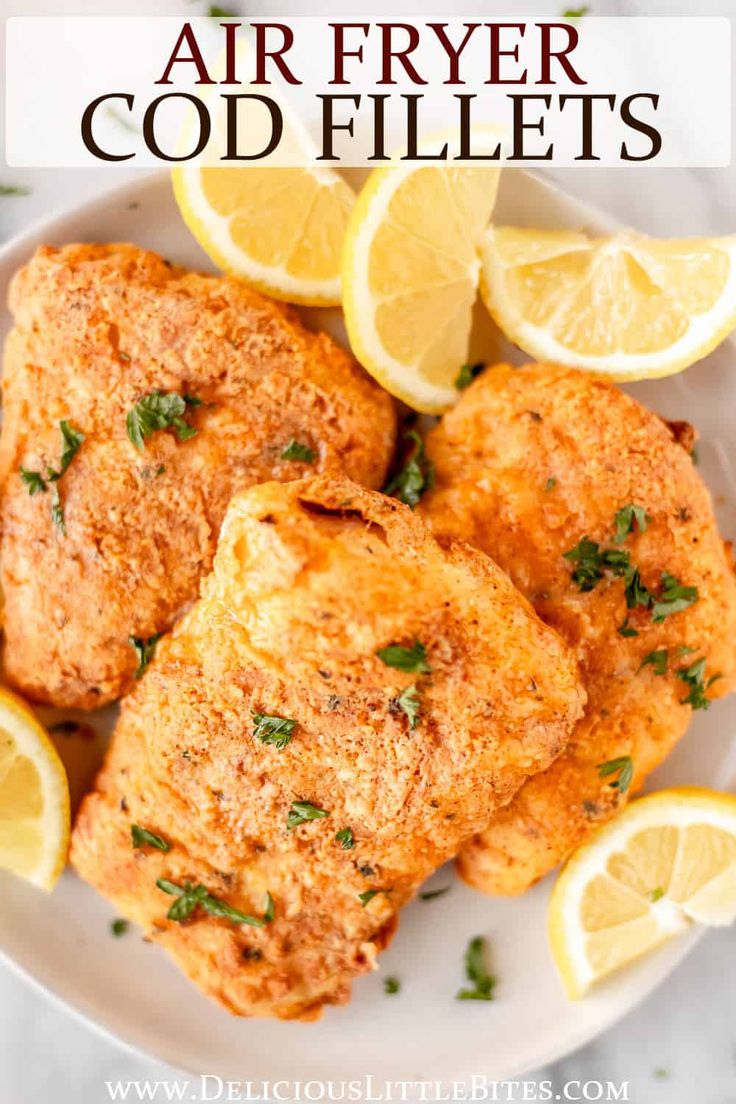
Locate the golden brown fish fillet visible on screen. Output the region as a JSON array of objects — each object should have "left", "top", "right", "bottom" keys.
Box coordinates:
[
  {"left": 71, "top": 475, "right": 584, "bottom": 1019},
  {"left": 0, "top": 244, "right": 396, "bottom": 710},
  {"left": 420, "top": 363, "right": 736, "bottom": 896}
]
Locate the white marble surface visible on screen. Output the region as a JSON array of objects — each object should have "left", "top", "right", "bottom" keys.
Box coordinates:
[{"left": 2, "top": 0, "right": 736, "bottom": 1101}]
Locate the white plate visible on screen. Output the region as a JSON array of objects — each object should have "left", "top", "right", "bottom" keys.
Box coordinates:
[{"left": 1, "top": 169, "right": 735, "bottom": 1090}]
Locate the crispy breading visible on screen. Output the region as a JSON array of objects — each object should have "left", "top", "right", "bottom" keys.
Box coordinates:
[
  {"left": 71, "top": 475, "right": 584, "bottom": 1019},
  {"left": 0, "top": 244, "right": 396, "bottom": 710},
  {"left": 420, "top": 363, "right": 736, "bottom": 896}
]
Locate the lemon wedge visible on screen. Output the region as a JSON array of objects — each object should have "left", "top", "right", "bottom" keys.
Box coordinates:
[
  {"left": 342, "top": 161, "right": 501, "bottom": 412},
  {"left": 0, "top": 688, "right": 70, "bottom": 890},
  {"left": 549, "top": 787, "right": 736, "bottom": 999},
  {"left": 173, "top": 164, "right": 355, "bottom": 307},
  {"left": 479, "top": 227, "right": 736, "bottom": 381}
]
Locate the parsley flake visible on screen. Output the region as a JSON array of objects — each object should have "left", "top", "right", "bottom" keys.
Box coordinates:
[
  {"left": 335, "top": 827, "right": 355, "bottom": 850},
  {"left": 252, "top": 711, "right": 296, "bottom": 750},
  {"left": 677, "top": 657, "right": 722, "bottom": 711},
  {"left": 263, "top": 892, "right": 275, "bottom": 923},
  {"left": 384, "top": 975, "right": 401, "bottom": 995},
  {"left": 19, "top": 420, "right": 85, "bottom": 535},
  {"left": 129, "top": 633, "right": 161, "bottom": 679},
  {"left": 597, "top": 756, "right": 634, "bottom": 795},
  {"left": 420, "top": 886, "right": 451, "bottom": 901},
  {"left": 613, "top": 504, "right": 652, "bottom": 544},
  {"left": 544, "top": 477, "right": 557, "bottom": 492},
  {"left": 383, "top": 430, "right": 435, "bottom": 509},
  {"left": 393, "top": 683, "right": 421, "bottom": 729},
  {"left": 455, "top": 362, "right": 484, "bottom": 391},
  {"left": 20, "top": 467, "right": 47, "bottom": 495},
  {"left": 618, "top": 617, "right": 639, "bottom": 638},
  {"left": 623, "top": 565, "right": 652, "bottom": 611},
  {"left": 131, "top": 825, "right": 171, "bottom": 852},
  {"left": 640, "top": 649, "right": 668, "bottom": 677},
  {"left": 563, "top": 537, "right": 604, "bottom": 591},
  {"left": 156, "top": 879, "right": 266, "bottom": 926},
  {"left": 287, "top": 801, "right": 330, "bottom": 829},
  {"left": 0, "top": 183, "right": 31, "bottom": 196},
  {"left": 651, "top": 573, "right": 699, "bottom": 623},
  {"left": 456, "top": 935, "right": 496, "bottom": 1001},
  {"left": 359, "top": 888, "right": 388, "bottom": 907},
  {"left": 281, "top": 439, "right": 315, "bottom": 463},
  {"left": 377, "top": 640, "right": 431, "bottom": 674},
  {"left": 209, "top": 4, "right": 236, "bottom": 15},
  {"left": 50, "top": 485, "right": 66, "bottom": 536},
  {"left": 126, "top": 392, "right": 199, "bottom": 451},
  {"left": 650, "top": 887, "right": 665, "bottom": 903},
  {"left": 59, "top": 421, "right": 85, "bottom": 473},
  {"left": 111, "top": 918, "right": 129, "bottom": 937},
  {"left": 562, "top": 5, "right": 589, "bottom": 16}
]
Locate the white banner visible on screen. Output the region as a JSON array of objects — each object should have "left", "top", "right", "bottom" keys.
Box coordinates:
[{"left": 5, "top": 16, "right": 732, "bottom": 168}]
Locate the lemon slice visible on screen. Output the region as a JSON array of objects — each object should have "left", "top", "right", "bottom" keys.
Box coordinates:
[
  {"left": 549, "top": 787, "right": 736, "bottom": 999},
  {"left": 0, "top": 688, "right": 70, "bottom": 890},
  {"left": 480, "top": 227, "right": 736, "bottom": 381},
  {"left": 342, "top": 160, "right": 502, "bottom": 412}
]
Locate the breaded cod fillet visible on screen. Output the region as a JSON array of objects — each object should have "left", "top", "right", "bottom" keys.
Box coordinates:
[
  {"left": 0, "top": 244, "right": 396, "bottom": 710},
  {"left": 71, "top": 475, "right": 584, "bottom": 1019},
  {"left": 420, "top": 363, "right": 736, "bottom": 896}
]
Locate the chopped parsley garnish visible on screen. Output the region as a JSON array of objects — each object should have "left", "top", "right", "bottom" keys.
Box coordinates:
[
  {"left": 651, "top": 573, "right": 699, "bottom": 623},
  {"left": 677, "top": 657, "right": 721, "bottom": 711},
  {"left": 50, "top": 486, "right": 65, "bottom": 535},
  {"left": 263, "top": 892, "right": 275, "bottom": 923},
  {"left": 209, "top": 4, "right": 236, "bottom": 15},
  {"left": 376, "top": 639, "right": 431, "bottom": 674},
  {"left": 456, "top": 935, "right": 496, "bottom": 1001},
  {"left": 650, "top": 887, "right": 665, "bottom": 903},
  {"left": 384, "top": 975, "right": 401, "bottom": 995},
  {"left": 287, "top": 801, "right": 330, "bottom": 829},
  {"left": 618, "top": 617, "right": 639, "bottom": 638},
  {"left": 252, "top": 711, "right": 296, "bottom": 749},
  {"left": 624, "top": 566, "right": 652, "bottom": 610},
  {"left": 393, "top": 683, "right": 421, "bottom": 729},
  {"left": 19, "top": 420, "right": 85, "bottom": 535},
  {"left": 335, "top": 827, "right": 355, "bottom": 850},
  {"left": 565, "top": 512, "right": 698, "bottom": 629},
  {"left": 131, "top": 825, "right": 171, "bottom": 852},
  {"left": 640, "top": 649, "right": 668, "bottom": 677},
  {"left": 383, "top": 430, "right": 435, "bottom": 509},
  {"left": 0, "top": 183, "right": 31, "bottom": 196},
  {"left": 126, "top": 392, "right": 199, "bottom": 450},
  {"left": 597, "top": 756, "right": 634, "bottom": 795},
  {"left": 156, "top": 879, "right": 266, "bottom": 926},
  {"left": 420, "top": 886, "right": 450, "bottom": 901},
  {"left": 544, "top": 477, "right": 557, "bottom": 492},
  {"left": 455, "top": 362, "right": 484, "bottom": 391},
  {"left": 59, "top": 420, "right": 85, "bottom": 473},
  {"left": 613, "top": 504, "right": 652, "bottom": 544},
  {"left": 564, "top": 538, "right": 631, "bottom": 591},
  {"left": 111, "top": 918, "right": 129, "bottom": 937},
  {"left": 562, "top": 5, "right": 589, "bottom": 16},
  {"left": 129, "top": 633, "right": 161, "bottom": 679},
  {"left": 281, "top": 439, "right": 315, "bottom": 463},
  {"left": 20, "top": 467, "right": 47, "bottom": 495},
  {"left": 563, "top": 537, "right": 604, "bottom": 591},
  {"left": 358, "top": 888, "right": 386, "bottom": 907}
]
